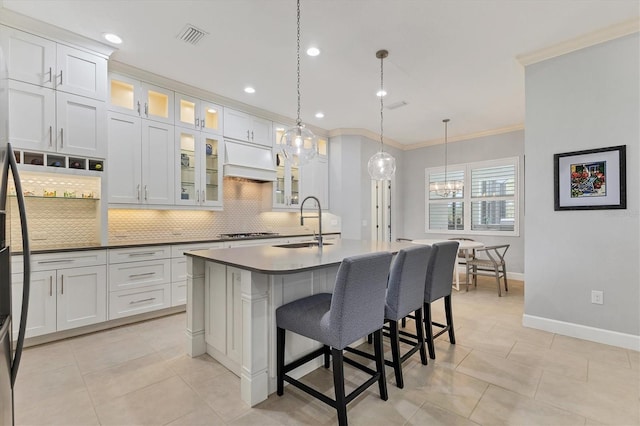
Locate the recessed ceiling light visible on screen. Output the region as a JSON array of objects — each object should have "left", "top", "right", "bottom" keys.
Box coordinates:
[
  {"left": 244, "top": 87, "right": 256, "bottom": 94},
  {"left": 376, "top": 90, "right": 387, "bottom": 97},
  {"left": 306, "top": 47, "right": 320, "bottom": 57},
  {"left": 315, "top": 112, "right": 324, "bottom": 118},
  {"left": 103, "top": 33, "right": 122, "bottom": 44}
]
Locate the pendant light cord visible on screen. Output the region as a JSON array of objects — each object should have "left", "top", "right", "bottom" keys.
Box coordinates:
[
  {"left": 443, "top": 119, "right": 449, "bottom": 183},
  {"left": 296, "top": 0, "right": 302, "bottom": 127},
  {"left": 380, "top": 53, "right": 384, "bottom": 151}
]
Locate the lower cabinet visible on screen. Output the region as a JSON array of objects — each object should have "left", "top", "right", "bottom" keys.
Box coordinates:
[
  {"left": 170, "top": 242, "right": 222, "bottom": 307},
  {"left": 11, "top": 251, "right": 107, "bottom": 339},
  {"left": 108, "top": 245, "right": 172, "bottom": 319}
]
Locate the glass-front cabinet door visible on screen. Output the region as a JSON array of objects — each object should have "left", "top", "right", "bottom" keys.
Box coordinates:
[
  {"left": 175, "top": 93, "right": 222, "bottom": 134},
  {"left": 175, "top": 128, "right": 222, "bottom": 207},
  {"left": 109, "top": 73, "right": 174, "bottom": 124},
  {"left": 273, "top": 124, "right": 301, "bottom": 210}
]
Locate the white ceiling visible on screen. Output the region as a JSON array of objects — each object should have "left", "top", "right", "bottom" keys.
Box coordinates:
[{"left": 2, "top": 0, "right": 638, "bottom": 146}]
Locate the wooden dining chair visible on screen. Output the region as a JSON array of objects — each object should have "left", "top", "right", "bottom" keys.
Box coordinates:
[{"left": 465, "top": 244, "right": 510, "bottom": 296}]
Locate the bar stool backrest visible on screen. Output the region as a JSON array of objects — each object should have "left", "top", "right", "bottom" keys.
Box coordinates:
[
  {"left": 327, "top": 252, "right": 393, "bottom": 349},
  {"left": 386, "top": 245, "right": 432, "bottom": 320},
  {"left": 425, "top": 241, "right": 459, "bottom": 303}
]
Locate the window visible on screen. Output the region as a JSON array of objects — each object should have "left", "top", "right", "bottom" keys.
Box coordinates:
[{"left": 425, "top": 157, "right": 519, "bottom": 236}]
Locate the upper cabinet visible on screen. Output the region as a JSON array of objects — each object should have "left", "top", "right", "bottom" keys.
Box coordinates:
[
  {"left": 0, "top": 26, "right": 107, "bottom": 101},
  {"left": 1, "top": 26, "right": 108, "bottom": 158},
  {"left": 175, "top": 93, "right": 222, "bottom": 134},
  {"left": 108, "top": 73, "right": 174, "bottom": 125},
  {"left": 223, "top": 108, "right": 272, "bottom": 147},
  {"left": 175, "top": 129, "right": 222, "bottom": 208}
]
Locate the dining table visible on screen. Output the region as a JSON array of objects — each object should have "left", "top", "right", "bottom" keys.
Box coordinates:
[{"left": 411, "top": 239, "right": 484, "bottom": 291}]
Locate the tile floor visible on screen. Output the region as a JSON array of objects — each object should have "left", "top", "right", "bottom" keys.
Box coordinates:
[{"left": 14, "top": 277, "right": 640, "bottom": 425}]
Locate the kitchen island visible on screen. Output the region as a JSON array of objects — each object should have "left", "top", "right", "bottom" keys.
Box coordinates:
[{"left": 185, "top": 238, "right": 412, "bottom": 407}]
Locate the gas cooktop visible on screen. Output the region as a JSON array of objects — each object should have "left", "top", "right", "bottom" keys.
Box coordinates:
[{"left": 218, "top": 232, "right": 279, "bottom": 239}]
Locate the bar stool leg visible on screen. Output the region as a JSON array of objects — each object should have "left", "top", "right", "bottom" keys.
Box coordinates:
[
  {"left": 414, "top": 308, "right": 428, "bottom": 365},
  {"left": 373, "top": 329, "right": 389, "bottom": 401},
  {"left": 444, "top": 295, "right": 456, "bottom": 344},
  {"left": 389, "top": 320, "right": 403, "bottom": 388},
  {"left": 324, "top": 345, "right": 331, "bottom": 368},
  {"left": 277, "top": 327, "right": 285, "bottom": 396},
  {"left": 424, "top": 302, "right": 436, "bottom": 359},
  {"left": 331, "top": 348, "right": 348, "bottom": 426}
]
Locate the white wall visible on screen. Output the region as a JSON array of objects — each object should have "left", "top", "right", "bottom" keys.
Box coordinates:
[
  {"left": 523, "top": 33, "right": 639, "bottom": 348},
  {"left": 400, "top": 130, "right": 525, "bottom": 274}
]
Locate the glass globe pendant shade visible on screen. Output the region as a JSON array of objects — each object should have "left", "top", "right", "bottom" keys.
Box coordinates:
[
  {"left": 367, "top": 150, "right": 396, "bottom": 181},
  {"left": 281, "top": 123, "right": 318, "bottom": 165}
]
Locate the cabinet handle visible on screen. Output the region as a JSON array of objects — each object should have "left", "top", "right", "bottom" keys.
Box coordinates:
[
  {"left": 37, "top": 259, "right": 73, "bottom": 265},
  {"left": 128, "top": 272, "right": 155, "bottom": 279},
  {"left": 49, "top": 276, "right": 52, "bottom": 296},
  {"left": 59, "top": 70, "right": 63, "bottom": 85},
  {"left": 49, "top": 126, "right": 53, "bottom": 147},
  {"left": 60, "top": 128, "right": 64, "bottom": 147},
  {"left": 144, "top": 103, "right": 149, "bottom": 117},
  {"left": 195, "top": 117, "right": 200, "bottom": 128},
  {"left": 246, "top": 130, "right": 250, "bottom": 140},
  {"left": 47, "top": 67, "right": 52, "bottom": 83},
  {"left": 251, "top": 131, "right": 254, "bottom": 141},
  {"left": 129, "top": 297, "right": 156, "bottom": 305},
  {"left": 127, "top": 252, "right": 157, "bottom": 257},
  {"left": 137, "top": 184, "right": 141, "bottom": 200},
  {"left": 201, "top": 190, "right": 205, "bottom": 203},
  {"left": 197, "top": 190, "right": 200, "bottom": 202},
  {"left": 137, "top": 101, "right": 141, "bottom": 115},
  {"left": 145, "top": 185, "right": 149, "bottom": 201},
  {"left": 60, "top": 275, "right": 64, "bottom": 295}
]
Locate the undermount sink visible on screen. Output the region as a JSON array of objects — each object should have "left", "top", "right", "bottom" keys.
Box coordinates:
[{"left": 273, "top": 242, "right": 334, "bottom": 249}]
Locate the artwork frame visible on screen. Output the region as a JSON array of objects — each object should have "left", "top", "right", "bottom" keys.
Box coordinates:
[{"left": 554, "top": 145, "right": 626, "bottom": 211}]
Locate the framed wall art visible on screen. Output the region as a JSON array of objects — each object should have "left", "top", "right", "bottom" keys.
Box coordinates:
[{"left": 554, "top": 145, "right": 626, "bottom": 211}]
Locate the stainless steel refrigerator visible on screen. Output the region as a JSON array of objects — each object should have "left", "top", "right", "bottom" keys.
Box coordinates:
[{"left": 0, "top": 142, "right": 31, "bottom": 425}]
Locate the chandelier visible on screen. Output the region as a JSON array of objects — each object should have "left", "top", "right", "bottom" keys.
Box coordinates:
[
  {"left": 280, "top": 0, "right": 317, "bottom": 166},
  {"left": 430, "top": 119, "right": 463, "bottom": 197},
  {"left": 367, "top": 49, "right": 396, "bottom": 180}
]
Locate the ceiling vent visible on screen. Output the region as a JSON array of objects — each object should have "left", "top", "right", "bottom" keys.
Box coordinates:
[
  {"left": 177, "top": 24, "right": 208, "bottom": 45},
  {"left": 386, "top": 100, "right": 408, "bottom": 110}
]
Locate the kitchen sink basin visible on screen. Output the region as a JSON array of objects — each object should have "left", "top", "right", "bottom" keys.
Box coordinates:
[{"left": 273, "top": 242, "right": 334, "bottom": 249}]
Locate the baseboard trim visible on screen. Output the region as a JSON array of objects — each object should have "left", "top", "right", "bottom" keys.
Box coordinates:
[{"left": 522, "top": 314, "right": 640, "bottom": 351}]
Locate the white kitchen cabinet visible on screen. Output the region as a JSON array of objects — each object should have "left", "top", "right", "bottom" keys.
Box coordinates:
[
  {"left": 6, "top": 81, "right": 106, "bottom": 157},
  {"left": 107, "top": 246, "right": 172, "bottom": 319},
  {"left": 11, "top": 250, "right": 107, "bottom": 338},
  {"left": 301, "top": 156, "right": 329, "bottom": 210},
  {"left": 175, "top": 93, "right": 222, "bottom": 134},
  {"left": 108, "top": 73, "right": 174, "bottom": 124},
  {"left": 223, "top": 108, "right": 272, "bottom": 147},
  {"left": 107, "top": 112, "right": 174, "bottom": 205},
  {"left": 0, "top": 26, "right": 107, "bottom": 100},
  {"left": 272, "top": 151, "right": 300, "bottom": 210},
  {"left": 170, "top": 242, "right": 222, "bottom": 307},
  {"left": 175, "top": 128, "right": 222, "bottom": 207}
]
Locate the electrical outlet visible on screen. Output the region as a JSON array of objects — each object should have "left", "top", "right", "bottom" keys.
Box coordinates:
[{"left": 591, "top": 290, "right": 604, "bottom": 305}]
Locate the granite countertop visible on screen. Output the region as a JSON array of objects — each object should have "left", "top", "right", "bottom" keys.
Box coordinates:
[
  {"left": 186, "top": 239, "right": 414, "bottom": 275},
  {"left": 12, "top": 232, "right": 342, "bottom": 256}
]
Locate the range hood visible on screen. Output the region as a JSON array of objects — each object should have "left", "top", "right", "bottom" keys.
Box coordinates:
[{"left": 223, "top": 140, "right": 276, "bottom": 182}]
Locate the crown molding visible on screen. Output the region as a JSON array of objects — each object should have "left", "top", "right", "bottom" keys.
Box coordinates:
[
  {"left": 329, "top": 124, "right": 524, "bottom": 150},
  {"left": 517, "top": 18, "right": 640, "bottom": 66},
  {"left": 0, "top": 6, "right": 115, "bottom": 58}
]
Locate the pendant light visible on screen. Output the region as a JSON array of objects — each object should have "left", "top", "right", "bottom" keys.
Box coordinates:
[
  {"left": 367, "top": 49, "right": 396, "bottom": 180},
  {"left": 281, "top": 0, "right": 317, "bottom": 166},
  {"left": 430, "top": 119, "right": 463, "bottom": 197}
]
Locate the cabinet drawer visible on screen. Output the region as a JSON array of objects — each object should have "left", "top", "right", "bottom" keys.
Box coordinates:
[
  {"left": 171, "top": 280, "right": 187, "bottom": 307},
  {"left": 108, "top": 259, "right": 170, "bottom": 291},
  {"left": 170, "top": 242, "right": 221, "bottom": 258},
  {"left": 108, "top": 283, "right": 171, "bottom": 320},
  {"left": 108, "top": 245, "right": 171, "bottom": 263},
  {"left": 31, "top": 250, "right": 107, "bottom": 271}
]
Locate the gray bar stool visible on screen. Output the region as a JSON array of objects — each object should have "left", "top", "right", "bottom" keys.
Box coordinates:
[
  {"left": 346, "top": 245, "right": 432, "bottom": 388},
  {"left": 276, "top": 252, "right": 393, "bottom": 426},
  {"left": 424, "top": 241, "right": 459, "bottom": 359}
]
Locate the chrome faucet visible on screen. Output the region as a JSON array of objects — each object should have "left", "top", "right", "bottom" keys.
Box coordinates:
[{"left": 300, "top": 196, "right": 322, "bottom": 247}]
